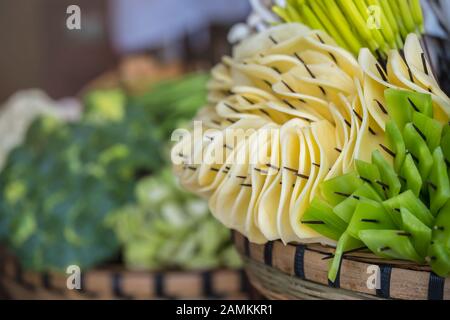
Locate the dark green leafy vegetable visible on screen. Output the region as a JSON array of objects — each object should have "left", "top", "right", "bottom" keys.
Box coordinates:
[{"left": 0, "top": 73, "right": 213, "bottom": 272}]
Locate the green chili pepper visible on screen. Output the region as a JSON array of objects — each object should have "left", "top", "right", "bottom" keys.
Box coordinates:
[
  {"left": 301, "top": 198, "right": 347, "bottom": 241},
  {"left": 359, "top": 229, "right": 423, "bottom": 262},
  {"left": 329, "top": 231, "right": 364, "bottom": 283}
]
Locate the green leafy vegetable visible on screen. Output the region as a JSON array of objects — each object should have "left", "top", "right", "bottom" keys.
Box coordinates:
[
  {"left": 110, "top": 168, "right": 241, "bottom": 271},
  {"left": 0, "top": 73, "right": 215, "bottom": 272}
]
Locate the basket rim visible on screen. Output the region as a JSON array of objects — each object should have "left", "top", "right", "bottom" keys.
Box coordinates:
[{"left": 232, "top": 232, "right": 450, "bottom": 300}]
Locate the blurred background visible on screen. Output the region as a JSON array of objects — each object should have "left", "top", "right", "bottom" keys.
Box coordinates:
[
  {"left": 0, "top": 0, "right": 253, "bottom": 300},
  {"left": 0, "top": 0, "right": 250, "bottom": 102}
]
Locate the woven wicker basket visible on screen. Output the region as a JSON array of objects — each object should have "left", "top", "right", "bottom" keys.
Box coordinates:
[
  {"left": 232, "top": 232, "right": 450, "bottom": 300},
  {"left": 0, "top": 247, "right": 248, "bottom": 300}
]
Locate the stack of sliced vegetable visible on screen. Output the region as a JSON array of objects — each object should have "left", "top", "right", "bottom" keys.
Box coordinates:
[{"left": 171, "top": 0, "right": 450, "bottom": 281}]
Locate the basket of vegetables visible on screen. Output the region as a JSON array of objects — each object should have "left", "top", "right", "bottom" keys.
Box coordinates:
[
  {"left": 170, "top": 1, "right": 450, "bottom": 300},
  {"left": 0, "top": 71, "right": 247, "bottom": 300},
  {"left": 0, "top": 171, "right": 244, "bottom": 300}
]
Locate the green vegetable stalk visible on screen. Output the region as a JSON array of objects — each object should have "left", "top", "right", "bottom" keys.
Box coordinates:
[{"left": 272, "top": 0, "right": 425, "bottom": 57}]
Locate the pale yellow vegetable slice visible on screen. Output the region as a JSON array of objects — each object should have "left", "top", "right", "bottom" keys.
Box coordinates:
[
  {"left": 325, "top": 102, "right": 349, "bottom": 179},
  {"left": 233, "top": 23, "right": 311, "bottom": 61},
  {"left": 255, "top": 50, "right": 335, "bottom": 74},
  {"left": 309, "top": 120, "right": 339, "bottom": 200},
  {"left": 389, "top": 49, "right": 450, "bottom": 123},
  {"left": 208, "top": 135, "right": 253, "bottom": 229},
  {"left": 359, "top": 48, "right": 396, "bottom": 89},
  {"left": 287, "top": 124, "right": 311, "bottom": 243},
  {"left": 216, "top": 99, "right": 262, "bottom": 121},
  {"left": 303, "top": 31, "right": 363, "bottom": 80},
  {"left": 265, "top": 100, "right": 322, "bottom": 124},
  {"left": 230, "top": 138, "right": 255, "bottom": 235},
  {"left": 261, "top": 30, "right": 327, "bottom": 57},
  {"left": 244, "top": 124, "right": 278, "bottom": 243},
  {"left": 404, "top": 34, "right": 450, "bottom": 113},
  {"left": 272, "top": 75, "right": 334, "bottom": 123},
  {"left": 290, "top": 126, "right": 322, "bottom": 241},
  {"left": 197, "top": 126, "right": 246, "bottom": 191},
  {"left": 291, "top": 61, "right": 356, "bottom": 96},
  {"left": 194, "top": 106, "right": 224, "bottom": 130},
  {"left": 255, "top": 128, "right": 282, "bottom": 240},
  {"left": 361, "top": 73, "right": 390, "bottom": 131},
  {"left": 353, "top": 79, "right": 387, "bottom": 163},
  {"left": 277, "top": 121, "right": 304, "bottom": 243},
  {"left": 198, "top": 119, "right": 268, "bottom": 194},
  {"left": 337, "top": 94, "right": 360, "bottom": 173}
]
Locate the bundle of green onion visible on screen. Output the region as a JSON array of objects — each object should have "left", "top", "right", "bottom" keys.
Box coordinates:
[{"left": 273, "top": 0, "right": 424, "bottom": 57}]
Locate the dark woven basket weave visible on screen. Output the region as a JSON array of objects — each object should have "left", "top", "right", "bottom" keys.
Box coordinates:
[{"left": 0, "top": 247, "right": 249, "bottom": 300}]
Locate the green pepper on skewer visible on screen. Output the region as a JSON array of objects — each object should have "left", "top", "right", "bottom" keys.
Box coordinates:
[
  {"left": 302, "top": 89, "right": 450, "bottom": 281},
  {"left": 428, "top": 201, "right": 450, "bottom": 276}
]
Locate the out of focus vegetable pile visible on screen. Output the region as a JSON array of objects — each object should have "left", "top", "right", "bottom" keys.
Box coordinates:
[
  {"left": 0, "top": 71, "right": 241, "bottom": 272},
  {"left": 112, "top": 168, "right": 241, "bottom": 270}
]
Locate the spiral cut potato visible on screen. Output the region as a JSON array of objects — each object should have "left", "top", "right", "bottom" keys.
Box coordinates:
[{"left": 172, "top": 23, "right": 450, "bottom": 245}]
